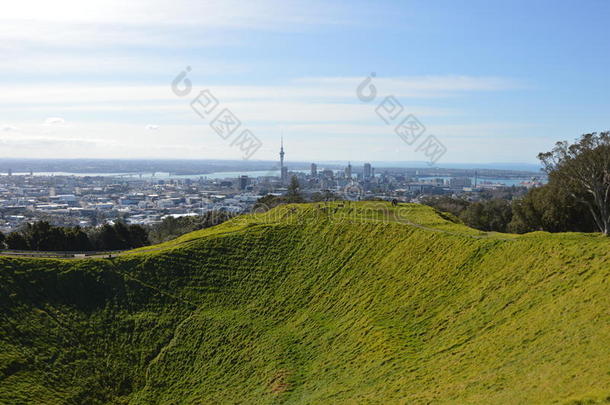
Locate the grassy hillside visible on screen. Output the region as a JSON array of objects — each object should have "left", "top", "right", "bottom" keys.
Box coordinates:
[{"left": 1, "top": 202, "right": 610, "bottom": 404}]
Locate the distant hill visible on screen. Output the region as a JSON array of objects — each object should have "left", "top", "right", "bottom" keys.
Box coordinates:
[
  {"left": 1, "top": 202, "right": 609, "bottom": 404},
  {"left": 320, "top": 161, "right": 543, "bottom": 172},
  {"left": 0, "top": 158, "right": 541, "bottom": 175}
]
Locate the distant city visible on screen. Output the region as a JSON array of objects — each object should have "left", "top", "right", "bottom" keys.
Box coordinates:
[{"left": 0, "top": 141, "right": 545, "bottom": 233}]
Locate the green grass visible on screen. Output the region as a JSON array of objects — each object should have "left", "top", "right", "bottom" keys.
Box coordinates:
[{"left": 1, "top": 202, "right": 610, "bottom": 404}]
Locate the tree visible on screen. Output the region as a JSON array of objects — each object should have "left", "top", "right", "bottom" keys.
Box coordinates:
[
  {"left": 21, "top": 221, "right": 67, "bottom": 251},
  {"left": 128, "top": 224, "right": 149, "bottom": 248},
  {"left": 459, "top": 199, "right": 512, "bottom": 233},
  {"left": 253, "top": 194, "right": 285, "bottom": 212},
  {"left": 96, "top": 224, "right": 123, "bottom": 250},
  {"left": 538, "top": 132, "right": 610, "bottom": 234},
  {"left": 6, "top": 232, "right": 29, "bottom": 250},
  {"left": 1, "top": 221, "right": 151, "bottom": 252},
  {"left": 311, "top": 190, "right": 339, "bottom": 202},
  {"left": 147, "top": 211, "right": 234, "bottom": 244},
  {"left": 420, "top": 196, "right": 470, "bottom": 218},
  {"left": 508, "top": 184, "right": 596, "bottom": 233},
  {"left": 65, "top": 227, "right": 94, "bottom": 251},
  {"left": 286, "top": 176, "right": 304, "bottom": 202},
  {"left": 0, "top": 231, "right": 5, "bottom": 249}
]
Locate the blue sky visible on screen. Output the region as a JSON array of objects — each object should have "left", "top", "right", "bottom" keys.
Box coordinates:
[{"left": 0, "top": 0, "right": 608, "bottom": 164}]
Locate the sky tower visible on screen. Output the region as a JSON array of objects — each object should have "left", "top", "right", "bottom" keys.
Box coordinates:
[{"left": 280, "top": 137, "right": 287, "bottom": 183}]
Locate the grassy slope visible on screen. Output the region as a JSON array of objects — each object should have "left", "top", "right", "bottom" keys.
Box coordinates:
[{"left": 1, "top": 202, "right": 609, "bottom": 404}]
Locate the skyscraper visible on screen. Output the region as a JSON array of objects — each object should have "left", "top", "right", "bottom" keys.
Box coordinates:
[
  {"left": 310, "top": 163, "right": 317, "bottom": 177},
  {"left": 363, "top": 163, "right": 371, "bottom": 179},
  {"left": 239, "top": 175, "right": 249, "bottom": 190},
  {"left": 345, "top": 162, "right": 352, "bottom": 179},
  {"left": 280, "top": 137, "right": 288, "bottom": 183}
]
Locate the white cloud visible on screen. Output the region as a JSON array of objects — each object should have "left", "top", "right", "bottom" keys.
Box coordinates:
[
  {"left": 0, "top": 52, "right": 246, "bottom": 75},
  {"left": 432, "top": 122, "right": 545, "bottom": 138},
  {"left": 2, "top": 0, "right": 352, "bottom": 28},
  {"left": 43, "top": 117, "right": 66, "bottom": 126},
  {"left": 1, "top": 100, "right": 455, "bottom": 123},
  {"left": 0, "top": 73, "right": 524, "bottom": 161},
  {"left": 0, "top": 85, "right": 172, "bottom": 105},
  {"left": 0, "top": 75, "right": 516, "bottom": 107},
  {"left": 1, "top": 125, "right": 18, "bottom": 132},
  {"left": 223, "top": 101, "right": 454, "bottom": 123},
  {"left": 0, "top": 0, "right": 354, "bottom": 49},
  {"left": 0, "top": 122, "right": 230, "bottom": 159},
  {"left": 0, "top": 75, "right": 517, "bottom": 103},
  {"left": 297, "top": 76, "right": 520, "bottom": 93},
  {"left": 0, "top": 136, "right": 103, "bottom": 148},
  {"left": 0, "top": 119, "right": 550, "bottom": 163}
]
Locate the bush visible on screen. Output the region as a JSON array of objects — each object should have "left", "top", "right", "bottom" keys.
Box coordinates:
[
  {"left": 147, "top": 211, "right": 234, "bottom": 244},
  {"left": 5, "top": 221, "right": 150, "bottom": 252},
  {"left": 459, "top": 199, "right": 513, "bottom": 233},
  {"left": 508, "top": 184, "right": 596, "bottom": 233}
]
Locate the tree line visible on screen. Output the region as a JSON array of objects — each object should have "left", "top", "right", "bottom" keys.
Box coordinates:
[
  {"left": 147, "top": 211, "right": 234, "bottom": 244},
  {"left": 423, "top": 132, "right": 610, "bottom": 234},
  {"left": 0, "top": 210, "right": 235, "bottom": 252},
  {"left": 0, "top": 221, "right": 149, "bottom": 251}
]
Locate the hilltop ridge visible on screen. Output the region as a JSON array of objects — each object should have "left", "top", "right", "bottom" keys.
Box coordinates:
[{"left": 1, "top": 202, "right": 609, "bottom": 404}]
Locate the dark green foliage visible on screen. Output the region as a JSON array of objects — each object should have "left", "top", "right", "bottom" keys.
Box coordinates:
[
  {"left": 253, "top": 194, "right": 286, "bottom": 211},
  {"left": 88, "top": 222, "right": 149, "bottom": 251},
  {"left": 310, "top": 190, "right": 340, "bottom": 202},
  {"left": 147, "top": 211, "right": 234, "bottom": 244},
  {"left": 94, "top": 224, "right": 125, "bottom": 250},
  {"left": 21, "top": 221, "right": 63, "bottom": 250},
  {"left": 286, "top": 175, "right": 304, "bottom": 202},
  {"left": 5, "top": 232, "right": 29, "bottom": 250},
  {"left": 538, "top": 131, "right": 610, "bottom": 234},
  {"left": 254, "top": 180, "right": 319, "bottom": 212},
  {"left": 69, "top": 227, "right": 94, "bottom": 251},
  {"left": 113, "top": 222, "right": 133, "bottom": 248},
  {"left": 459, "top": 199, "right": 513, "bottom": 232},
  {"left": 421, "top": 196, "right": 513, "bottom": 232},
  {"left": 127, "top": 225, "right": 149, "bottom": 247},
  {"left": 5, "top": 221, "right": 148, "bottom": 252},
  {"left": 420, "top": 195, "right": 470, "bottom": 217},
  {"left": 509, "top": 183, "right": 597, "bottom": 233},
  {"left": 421, "top": 176, "right": 603, "bottom": 234}
]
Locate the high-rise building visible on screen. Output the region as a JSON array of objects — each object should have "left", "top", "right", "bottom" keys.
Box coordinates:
[
  {"left": 345, "top": 162, "right": 352, "bottom": 179},
  {"left": 363, "top": 163, "right": 371, "bottom": 179},
  {"left": 310, "top": 163, "right": 317, "bottom": 177},
  {"left": 239, "top": 175, "right": 249, "bottom": 190},
  {"left": 279, "top": 137, "right": 286, "bottom": 183},
  {"left": 8, "top": 168, "right": 12, "bottom": 177}
]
